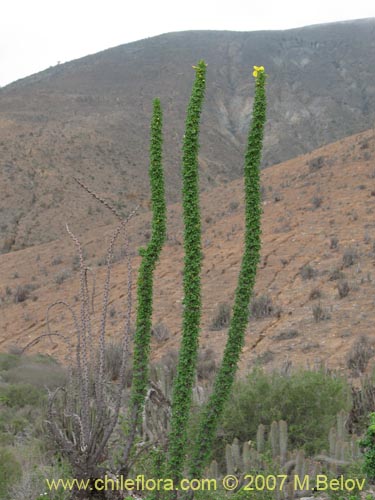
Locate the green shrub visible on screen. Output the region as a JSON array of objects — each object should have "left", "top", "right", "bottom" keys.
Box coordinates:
[
  {"left": 0, "top": 353, "right": 22, "bottom": 371},
  {"left": 0, "top": 383, "right": 46, "bottom": 408},
  {"left": 0, "top": 447, "right": 22, "bottom": 498},
  {"left": 360, "top": 412, "right": 375, "bottom": 481},
  {"left": 2, "top": 363, "right": 67, "bottom": 389},
  {"left": 221, "top": 368, "right": 351, "bottom": 455}
]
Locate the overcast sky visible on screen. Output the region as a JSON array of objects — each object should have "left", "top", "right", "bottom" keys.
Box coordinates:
[{"left": 0, "top": 0, "right": 374, "bottom": 87}]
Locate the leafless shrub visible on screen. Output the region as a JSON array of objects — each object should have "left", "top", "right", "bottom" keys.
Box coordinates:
[
  {"left": 329, "top": 268, "right": 345, "bottom": 281},
  {"left": 151, "top": 322, "right": 170, "bottom": 342},
  {"left": 272, "top": 192, "right": 283, "bottom": 202},
  {"left": 311, "top": 196, "right": 323, "bottom": 209},
  {"left": 273, "top": 329, "right": 299, "bottom": 341},
  {"left": 308, "top": 155, "right": 325, "bottom": 172},
  {"left": 52, "top": 256, "right": 63, "bottom": 266},
  {"left": 250, "top": 295, "right": 281, "bottom": 319},
  {"left": 13, "top": 285, "right": 30, "bottom": 303},
  {"left": 364, "top": 151, "right": 371, "bottom": 161},
  {"left": 300, "top": 264, "right": 318, "bottom": 280},
  {"left": 347, "top": 336, "right": 374, "bottom": 376},
  {"left": 210, "top": 302, "right": 231, "bottom": 330},
  {"left": 342, "top": 247, "right": 358, "bottom": 268},
  {"left": 256, "top": 350, "right": 274, "bottom": 364},
  {"left": 348, "top": 376, "right": 375, "bottom": 433},
  {"left": 104, "top": 341, "right": 133, "bottom": 384},
  {"left": 197, "top": 348, "right": 216, "bottom": 381},
  {"left": 337, "top": 280, "right": 350, "bottom": 299},
  {"left": 160, "top": 349, "right": 179, "bottom": 376},
  {"left": 312, "top": 303, "right": 331, "bottom": 322},
  {"left": 54, "top": 269, "right": 72, "bottom": 284},
  {"left": 229, "top": 200, "right": 239, "bottom": 211},
  {"left": 330, "top": 236, "right": 339, "bottom": 250},
  {"left": 309, "top": 288, "right": 322, "bottom": 300},
  {"left": 7, "top": 344, "right": 23, "bottom": 355},
  {"left": 27, "top": 180, "right": 139, "bottom": 490}
]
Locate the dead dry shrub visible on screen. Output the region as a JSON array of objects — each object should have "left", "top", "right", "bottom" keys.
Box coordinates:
[
  {"left": 197, "top": 348, "right": 216, "bottom": 381},
  {"left": 312, "top": 302, "right": 331, "bottom": 322},
  {"left": 210, "top": 302, "right": 231, "bottom": 330},
  {"left": 250, "top": 295, "right": 281, "bottom": 319},
  {"left": 342, "top": 247, "right": 358, "bottom": 268},
  {"left": 337, "top": 280, "right": 350, "bottom": 298},
  {"left": 300, "top": 264, "right": 318, "bottom": 280},
  {"left": 151, "top": 322, "right": 170, "bottom": 342},
  {"left": 346, "top": 335, "right": 374, "bottom": 376}
]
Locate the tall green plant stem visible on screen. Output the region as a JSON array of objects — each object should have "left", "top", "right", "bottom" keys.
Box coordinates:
[
  {"left": 166, "top": 60, "right": 207, "bottom": 485},
  {"left": 189, "top": 69, "right": 267, "bottom": 477},
  {"left": 124, "top": 98, "right": 166, "bottom": 466}
]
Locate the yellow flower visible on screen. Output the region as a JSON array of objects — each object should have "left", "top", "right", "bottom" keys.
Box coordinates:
[{"left": 253, "top": 65, "right": 265, "bottom": 78}]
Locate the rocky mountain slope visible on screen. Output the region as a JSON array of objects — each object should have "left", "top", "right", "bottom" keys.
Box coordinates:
[
  {"left": 1, "top": 128, "right": 374, "bottom": 376},
  {"left": 1, "top": 18, "right": 375, "bottom": 251}
]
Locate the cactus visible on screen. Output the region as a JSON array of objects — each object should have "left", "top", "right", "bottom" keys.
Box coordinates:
[
  {"left": 225, "top": 443, "right": 235, "bottom": 475},
  {"left": 279, "top": 420, "right": 288, "bottom": 465},
  {"left": 232, "top": 438, "right": 242, "bottom": 471},
  {"left": 269, "top": 421, "right": 280, "bottom": 459},
  {"left": 207, "top": 460, "right": 218, "bottom": 480},
  {"left": 256, "top": 423, "right": 266, "bottom": 453},
  {"left": 295, "top": 449, "right": 306, "bottom": 478},
  {"left": 242, "top": 441, "right": 252, "bottom": 470}
]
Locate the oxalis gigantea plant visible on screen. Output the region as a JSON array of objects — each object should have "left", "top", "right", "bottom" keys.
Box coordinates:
[
  {"left": 38, "top": 61, "right": 266, "bottom": 498},
  {"left": 166, "top": 60, "right": 207, "bottom": 487},
  {"left": 121, "top": 97, "right": 167, "bottom": 476},
  {"left": 188, "top": 65, "right": 267, "bottom": 481},
  {"left": 156, "top": 63, "right": 267, "bottom": 500}
]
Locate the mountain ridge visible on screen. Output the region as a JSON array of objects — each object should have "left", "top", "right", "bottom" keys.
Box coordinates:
[{"left": 1, "top": 18, "right": 375, "bottom": 252}]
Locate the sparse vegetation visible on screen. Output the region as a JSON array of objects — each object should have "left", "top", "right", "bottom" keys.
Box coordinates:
[
  {"left": 343, "top": 247, "right": 358, "bottom": 267},
  {"left": 54, "top": 269, "right": 71, "bottom": 284},
  {"left": 197, "top": 348, "right": 217, "bottom": 381},
  {"left": 311, "top": 195, "right": 323, "bottom": 209},
  {"left": 13, "top": 285, "right": 30, "bottom": 303},
  {"left": 151, "top": 322, "right": 170, "bottom": 342},
  {"left": 330, "top": 236, "right": 339, "bottom": 249},
  {"left": 228, "top": 200, "right": 239, "bottom": 211},
  {"left": 312, "top": 302, "right": 331, "bottom": 322},
  {"left": 210, "top": 302, "right": 231, "bottom": 330},
  {"left": 309, "top": 287, "right": 322, "bottom": 300},
  {"left": 337, "top": 279, "right": 350, "bottom": 298},
  {"left": 250, "top": 295, "right": 280, "bottom": 319},
  {"left": 273, "top": 329, "right": 299, "bottom": 341},
  {"left": 308, "top": 155, "right": 325, "bottom": 171},
  {"left": 3, "top": 52, "right": 375, "bottom": 500},
  {"left": 329, "top": 267, "right": 346, "bottom": 281},
  {"left": 300, "top": 264, "right": 318, "bottom": 280},
  {"left": 347, "top": 336, "right": 374, "bottom": 376}
]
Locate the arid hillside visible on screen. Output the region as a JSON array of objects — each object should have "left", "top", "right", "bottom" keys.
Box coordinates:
[
  {"left": 1, "top": 19, "right": 375, "bottom": 252},
  {"left": 1, "top": 128, "right": 374, "bottom": 376}
]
